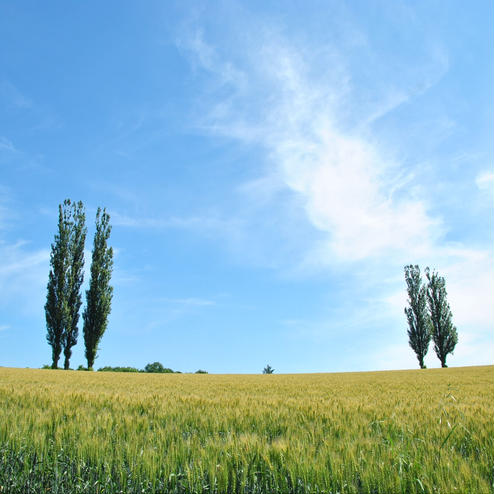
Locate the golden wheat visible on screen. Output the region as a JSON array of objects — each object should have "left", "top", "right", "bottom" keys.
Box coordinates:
[{"left": 0, "top": 365, "right": 492, "bottom": 493}]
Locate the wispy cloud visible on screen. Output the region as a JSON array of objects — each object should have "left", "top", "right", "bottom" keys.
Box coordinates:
[
  {"left": 1, "top": 79, "right": 61, "bottom": 135},
  {"left": 0, "top": 241, "right": 49, "bottom": 276},
  {"left": 110, "top": 210, "right": 241, "bottom": 236},
  {"left": 181, "top": 26, "right": 445, "bottom": 265},
  {"left": 159, "top": 297, "right": 215, "bottom": 307},
  {"left": 0, "top": 187, "right": 12, "bottom": 230},
  {"left": 0, "top": 80, "right": 32, "bottom": 109},
  {"left": 178, "top": 30, "right": 247, "bottom": 90},
  {"left": 0, "top": 240, "right": 49, "bottom": 316},
  {"left": 113, "top": 294, "right": 217, "bottom": 338},
  {"left": 0, "top": 191, "right": 50, "bottom": 314},
  {"left": 0, "top": 136, "right": 16, "bottom": 153},
  {"left": 475, "top": 170, "right": 494, "bottom": 191}
]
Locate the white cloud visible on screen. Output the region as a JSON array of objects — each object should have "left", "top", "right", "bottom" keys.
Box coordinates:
[
  {"left": 442, "top": 248, "right": 494, "bottom": 330},
  {"left": 450, "top": 330, "right": 494, "bottom": 367},
  {"left": 183, "top": 29, "right": 443, "bottom": 264},
  {"left": 277, "top": 128, "right": 442, "bottom": 262},
  {"left": 0, "top": 240, "right": 50, "bottom": 315},
  {"left": 181, "top": 30, "right": 247, "bottom": 90},
  {"left": 0, "top": 241, "right": 49, "bottom": 276},
  {"left": 475, "top": 170, "right": 494, "bottom": 191}
]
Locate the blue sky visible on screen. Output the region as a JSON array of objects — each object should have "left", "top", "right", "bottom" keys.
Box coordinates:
[{"left": 1, "top": 1, "right": 492, "bottom": 373}]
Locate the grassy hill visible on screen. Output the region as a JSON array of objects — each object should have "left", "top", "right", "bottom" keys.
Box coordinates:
[{"left": 0, "top": 365, "right": 492, "bottom": 493}]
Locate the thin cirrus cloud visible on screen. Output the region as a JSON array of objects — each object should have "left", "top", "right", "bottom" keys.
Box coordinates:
[
  {"left": 0, "top": 80, "right": 32, "bottom": 110},
  {"left": 181, "top": 29, "right": 442, "bottom": 266},
  {"left": 0, "top": 136, "right": 16, "bottom": 153},
  {"left": 0, "top": 240, "right": 50, "bottom": 316},
  {"left": 159, "top": 297, "right": 216, "bottom": 307},
  {"left": 475, "top": 170, "right": 494, "bottom": 191}
]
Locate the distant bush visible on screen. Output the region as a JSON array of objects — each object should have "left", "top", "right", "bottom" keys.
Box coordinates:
[
  {"left": 69, "top": 362, "right": 181, "bottom": 373},
  {"left": 143, "top": 362, "right": 174, "bottom": 374},
  {"left": 195, "top": 369, "right": 208, "bottom": 374},
  {"left": 263, "top": 364, "right": 274, "bottom": 374},
  {"left": 41, "top": 364, "right": 51, "bottom": 370},
  {"left": 98, "top": 366, "right": 140, "bottom": 373}
]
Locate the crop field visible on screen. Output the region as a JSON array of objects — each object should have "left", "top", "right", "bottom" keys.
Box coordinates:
[{"left": 0, "top": 366, "right": 492, "bottom": 493}]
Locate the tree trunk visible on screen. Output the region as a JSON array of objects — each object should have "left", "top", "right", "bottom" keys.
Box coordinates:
[
  {"left": 51, "top": 350, "right": 60, "bottom": 369},
  {"left": 64, "top": 348, "right": 72, "bottom": 370}
]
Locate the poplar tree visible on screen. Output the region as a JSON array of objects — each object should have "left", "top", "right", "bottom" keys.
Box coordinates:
[
  {"left": 62, "top": 201, "right": 86, "bottom": 370},
  {"left": 45, "top": 201, "right": 72, "bottom": 369},
  {"left": 83, "top": 208, "right": 114, "bottom": 370},
  {"left": 425, "top": 268, "right": 458, "bottom": 368},
  {"left": 404, "top": 265, "right": 431, "bottom": 369}
]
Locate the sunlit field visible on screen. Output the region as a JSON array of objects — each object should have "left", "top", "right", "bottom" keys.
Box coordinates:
[{"left": 0, "top": 365, "right": 492, "bottom": 493}]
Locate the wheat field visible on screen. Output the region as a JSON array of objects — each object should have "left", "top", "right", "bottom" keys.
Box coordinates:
[{"left": 0, "top": 365, "right": 492, "bottom": 493}]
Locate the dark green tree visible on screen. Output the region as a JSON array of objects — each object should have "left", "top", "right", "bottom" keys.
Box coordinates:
[
  {"left": 45, "top": 201, "right": 72, "bottom": 369},
  {"left": 62, "top": 201, "right": 86, "bottom": 370},
  {"left": 46, "top": 199, "right": 87, "bottom": 370},
  {"left": 263, "top": 364, "right": 274, "bottom": 374},
  {"left": 144, "top": 362, "right": 173, "bottom": 373},
  {"left": 425, "top": 268, "right": 458, "bottom": 368},
  {"left": 404, "top": 265, "right": 431, "bottom": 369},
  {"left": 83, "top": 208, "right": 114, "bottom": 370}
]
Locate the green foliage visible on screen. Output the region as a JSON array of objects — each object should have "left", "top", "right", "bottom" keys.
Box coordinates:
[
  {"left": 45, "top": 199, "right": 86, "bottom": 370},
  {"left": 98, "top": 366, "right": 140, "bottom": 373},
  {"left": 425, "top": 268, "right": 458, "bottom": 367},
  {"left": 83, "top": 208, "right": 113, "bottom": 370},
  {"left": 263, "top": 364, "right": 274, "bottom": 374},
  {"left": 404, "top": 265, "right": 431, "bottom": 369},
  {"left": 41, "top": 364, "right": 52, "bottom": 370},
  {"left": 94, "top": 364, "right": 178, "bottom": 373},
  {"left": 45, "top": 201, "right": 71, "bottom": 369},
  {"left": 143, "top": 362, "right": 174, "bottom": 373},
  {"left": 63, "top": 201, "right": 86, "bottom": 370},
  {"left": 195, "top": 369, "right": 208, "bottom": 374}
]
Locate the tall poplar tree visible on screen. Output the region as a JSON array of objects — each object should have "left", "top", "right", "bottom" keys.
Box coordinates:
[
  {"left": 425, "top": 268, "right": 458, "bottom": 368},
  {"left": 404, "top": 265, "right": 431, "bottom": 369},
  {"left": 83, "top": 208, "right": 114, "bottom": 370},
  {"left": 62, "top": 201, "right": 86, "bottom": 370},
  {"left": 45, "top": 201, "right": 72, "bottom": 369}
]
